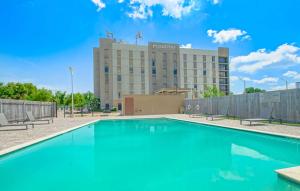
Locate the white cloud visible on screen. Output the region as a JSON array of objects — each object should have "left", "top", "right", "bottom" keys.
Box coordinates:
[
  {"left": 232, "top": 76, "right": 278, "bottom": 84},
  {"left": 128, "top": 3, "right": 153, "bottom": 19},
  {"left": 230, "top": 76, "right": 239, "bottom": 82},
  {"left": 271, "top": 83, "right": 296, "bottom": 91},
  {"left": 118, "top": 0, "right": 124, "bottom": 3},
  {"left": 180, "top": 43, "right": 192, "bottom": 48},
  {"left": 211, "top": 0, "right": 220, "bottom": 5},
  {"left": 283, "top": 71, "right": 300, "bottom": 80},
  {"left": 252, "top": 77, "right": 278, "bottom": 84},
  {"left": 126, "top": 0, "right": 198, "bottom": 19},
  {"left": 91, "top": 0, "right": 106, "bottom": 11},
  {"left": 231, "top": 44, "right": 300, "bottom": 73},
  {"left": 207, "top": 29, "right": 249, "bottom": 44}
]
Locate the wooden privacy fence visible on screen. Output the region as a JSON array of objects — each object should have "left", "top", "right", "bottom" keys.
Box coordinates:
[
  {"left": 185, "top": 89, "right": 300, "bottom": 123},
  {"left": 0, "top": 99, "right": 57, "bottom": 122}
]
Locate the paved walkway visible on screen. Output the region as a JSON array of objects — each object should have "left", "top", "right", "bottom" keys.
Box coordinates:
[
  {"left": 168, "top": 114, "right": 300, "bottom": 139},
  {"left": 0, "top": 116, "right": 99, "bottom": 155}
]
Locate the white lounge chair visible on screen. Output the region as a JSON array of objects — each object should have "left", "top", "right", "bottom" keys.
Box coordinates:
[
  {"left": 26, "top": 111, "right": 53, "bottom": 125},
  {"left": 0, "top": 113, "right": 31, "bottom": 130},
  {"left": 239, "top": 107, "right": 282, "bottom": 126}
]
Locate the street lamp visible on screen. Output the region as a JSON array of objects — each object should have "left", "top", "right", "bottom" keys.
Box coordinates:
[
  {"left": 239, "top": 77, "right": 246, "bottom": 94},
  {"left": 69, "top": 67, "right": 74, "bottom": 118},
  {"left": 279, "top": 77, "right": 288, "bottom": 90}
]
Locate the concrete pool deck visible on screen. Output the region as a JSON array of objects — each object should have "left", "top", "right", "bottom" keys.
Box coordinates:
[{"left": 1, "top": 114, "right": 300, "bottom": 184}]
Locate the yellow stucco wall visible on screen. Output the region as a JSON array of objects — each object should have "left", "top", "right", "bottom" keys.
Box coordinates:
[{"left": 123, "top": 94, "right": 185, "bottom": 115}]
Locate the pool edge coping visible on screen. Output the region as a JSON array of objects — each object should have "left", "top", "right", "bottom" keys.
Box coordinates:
[
  {"left": 1, "top": 115, "right": 300, "bottom": 185},
  {"left": 0, "top": 119, "right": 100, "bottom": 157}
]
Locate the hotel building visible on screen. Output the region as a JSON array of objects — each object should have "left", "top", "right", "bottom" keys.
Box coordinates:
[{"left": 94, "top": 38, "right": 229, "bottom": 110}]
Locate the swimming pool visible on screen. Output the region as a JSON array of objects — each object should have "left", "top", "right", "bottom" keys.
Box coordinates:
[{"left": 1, "top": 118, "right": 300, "bottom": 191}]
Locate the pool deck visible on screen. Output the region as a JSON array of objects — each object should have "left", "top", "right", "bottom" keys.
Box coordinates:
[
  {"left": 1, "top": 113, "right": 300, "bottom": 184},
  {"left": 276, "top": 167, "right": 300, "bottom": 184}
]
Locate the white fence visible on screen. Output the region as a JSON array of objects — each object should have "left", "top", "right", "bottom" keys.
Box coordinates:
[
  {"left": 0, "top": 99, "right": 57, "bottom": 122},
  {"left": 185, "top": 89, "right": 300, "bottom": 123}
]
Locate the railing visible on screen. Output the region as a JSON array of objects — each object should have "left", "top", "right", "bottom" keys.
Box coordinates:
[{"left": 0, "top": 99, "right": 57, "bottom": 122}]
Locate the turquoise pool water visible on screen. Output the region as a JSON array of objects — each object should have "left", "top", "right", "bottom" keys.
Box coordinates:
[{"left": 1, "top": 118, "right": 300, "bottom": 191}]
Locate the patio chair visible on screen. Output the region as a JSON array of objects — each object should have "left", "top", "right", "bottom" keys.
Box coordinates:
[
  {"left": 0, "top": 113, "right": 31, "bottom": 130},
  {"left": 25, "top": 111, "right": 54, "bottom": 125},
  {"left": 206, "top": 107, "right": 229, "bottom": 121},
  {"left": 240, "top": 107, "right": 282, "bottom": 126}
]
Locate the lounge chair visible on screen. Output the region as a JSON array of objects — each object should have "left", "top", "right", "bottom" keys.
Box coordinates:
[
  {"left": 0, "top": 113, "right": 31, "bottom": 129},
  {"left": 239, "top": 107, "right": 282, "bottom": 126},
  {"left": 206, "top": 107, "right": 229, "bottom": 121},
  {"left": 206, "top": 114, "right": 227, "bottom": 121},
  {"left": 190, "top": 113, "right": 206, "bottom": 118},
  {"left": 25, "top": 111, "right": 53, "bottom": 125},
  {"left": 240, "top": 117, "right": 282, "bottom": 126}
]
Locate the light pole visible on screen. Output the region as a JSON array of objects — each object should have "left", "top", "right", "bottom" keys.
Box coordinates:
[
  {"left": 69, "top": 67, "right": 74, "bottom": 118},
  {"left": 280, "top": 77, "right": 288, "bottom": 90},
  {"left": 239, "top": 77, "right": 246, "bottom": 94}
]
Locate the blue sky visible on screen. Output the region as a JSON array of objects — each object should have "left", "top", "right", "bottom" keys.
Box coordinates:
[{"left": 0, "top": 0, "right": 300, "bottom": 94}]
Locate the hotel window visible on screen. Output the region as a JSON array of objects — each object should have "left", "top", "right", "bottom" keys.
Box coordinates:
[
  {"left": 184, "top": 77, "right": 187, "bottom": 83},
  {"left": 173, "top": 69, "right": 177, "bottom": 75},
  {"left": 129, "top": 67, "right": 133, "bottom": 74},
  {"left": 129, "top": 83, "right": 134, "bottom": 93},
  {"left": 152, "top": 69, "right": 156, "bottom": 74},
  {"left": 219, "top": 78, "right": 228, "bottom": 84},
  {"left": 219, "top": 57, "right": 228, "bottom": 63},
  {"left": 219, "top": 64, "right": 228, "bottom": 71},
  {"left": 118, "top": 92, "right": 121, "bottom": 99},
  {"left": 173, "top": 53, "right": 177, "bottom": 60},
  {"left": 105, "top": 75, "right": 109, "bottom": 83},
  {"left": 213, "top": 78, "right": 216, "bottom": 83},
  {"left": 117, "top": 75, "right": 121, "bottom": 82},
  {"left": 152, "top": 59, "right": 156, "bottom": 67},
  {"left": 193, "top": 62, "right": 197, "bottom": 69},
  {"left": 104, "top": 66, "right": 109, "bottom": 73},
  {"left": 194, "top": 84, "right": 198, "bottom": 89},
  {"left": 219, "top": 71, "right": 228, "bottom": 77},
  {"left": 203, "top": 55, "right": 206, "bottom": 62},
  {"left": 212, "top": 56, "right": 215, "bottom": 62},
  {"left": 193, "top": 55, "right": 197, "bottom": 60},
  {"left": 203, "top": 70, "right": 207, "bottom": 76}
]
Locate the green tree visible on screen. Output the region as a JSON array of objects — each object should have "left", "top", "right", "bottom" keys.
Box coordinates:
[
  {"left": 0, "top": 82, "right": 100, "bottom": 106},
  {"left": 202, "top": 86, "right": 225, "bottom": 98},
  {"left": 32, "top": 88, "right": 53, "bottom": 102},
  {"left": 54, "top": 91, "right": 67, "bottom": 105},
  {"left": 65, "top": 93, "right": 86, "bottom": 107},
  {"left": 245, "top": 87, "right": 266, "bottom": 94},
  {"left": 23, "top": 83, "right": 38, "bottom": 100}
]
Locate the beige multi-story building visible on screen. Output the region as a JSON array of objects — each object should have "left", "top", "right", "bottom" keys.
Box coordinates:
[{"left": 94, "top": 38, "right": 229, "bottom": 110}]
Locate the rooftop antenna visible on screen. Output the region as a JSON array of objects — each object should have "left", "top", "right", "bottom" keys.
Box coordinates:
[
  {"left": 135, "top": 32, "right": 143, "bottom": 45},
  {"left": 106, "top": 31, "right": 114, "bottom": 39}
]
